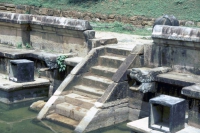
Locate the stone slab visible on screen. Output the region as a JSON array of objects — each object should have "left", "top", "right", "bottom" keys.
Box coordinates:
[
  {"left": 127, "top": 117, "right": 200, "bottom": 133},
  {"left": 182, "top": 84, "right": 200, "bottom": 99},
  {"left": 127, "top": 117, "right": 153, "bottom": 133},
  {"left": 64, "top": 57, "right": 83, "bottom": 66},
  {"left": 156, "top": 72, "right": 200, "bottom": 87}
]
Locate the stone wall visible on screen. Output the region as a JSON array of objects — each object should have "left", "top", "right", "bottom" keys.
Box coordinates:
[
  {"left": 0, "top": 3, "right": 198, "bottom": 27},
  {"left": 144, "top": 25, "right": 200, "bottom": 74},
  {"left": 0, "top": 12, "right": 94, "bottom": 57}
]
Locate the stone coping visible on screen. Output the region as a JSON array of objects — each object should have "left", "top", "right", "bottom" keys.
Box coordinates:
[
  {"left": 152, "top": 25, "right": 200, "bottom": 42},
  {"left": 0, "top": 73, "right": 50, "bottom": 92},
  {"left": 0, "top": 12, "right": 92, "bottom": 30}
]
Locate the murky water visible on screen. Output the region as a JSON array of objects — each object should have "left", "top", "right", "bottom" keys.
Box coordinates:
[{"left": 0, "top": 100, "right": 132, "bottom": 133}]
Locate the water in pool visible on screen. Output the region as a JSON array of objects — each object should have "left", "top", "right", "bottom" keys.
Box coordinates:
[{"left": 0, "top": 100, "right": 132, "bottom": 133}]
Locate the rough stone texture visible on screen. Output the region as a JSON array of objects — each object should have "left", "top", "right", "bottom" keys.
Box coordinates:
[
  {"left": 153, "top": 15, "right": 179, "bottom": 29},
  {"left": 182, "top": 84, "right": 200, "bottom": 99},
  {"left": 71, "top": 47, "right": 105, "bottom": 75},
  {"left": 0, "top": 73, "right": 49, "bottom": 104},
  {"left": 138, "top": 82, "right": 156, "bottom": 93},
  {"left": 112, "top": 44, "right": 144, "bottom": 82},
  {"left": 98, "top": 81, "right": 129, "bottom": 103},
  {"left": 149, "top": 95, "right": 186, "bottom": 133},
  {"left": 88, "top": 37, "right": 118, "bottom": 51},
  {"left": 187, "top": 99, "right": 200, "bottom": 128},
  {"left": 130, "top": 67, "right": 172, "bottom": 83},
  {"left": 0, "top": 22, "right": 30, "bottom": 46},
  {"left": 0, "top": 12, "right": 92, "bottom": 30},
  {"left": 152, "top": 25, "right": 200, "bottom": 42},
  {"left": 0, "top": 12, "right": 95, "bottom": 56},
  {"left": 156, "top": 72, "right": 200, "bottom": 87},
  {"left": 128, "top": 108, "right": 149, "bottom": 121},
  {"left": 30, "top": 100, "right": 46, "bottom": 111},
  {"left": 84, "top": 101, "right": 129, "bottom": 132}
]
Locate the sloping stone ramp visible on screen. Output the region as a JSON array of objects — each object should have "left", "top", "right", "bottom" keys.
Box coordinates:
[{"left": 37, "top": 44, "right": 143, "bottom": 132}]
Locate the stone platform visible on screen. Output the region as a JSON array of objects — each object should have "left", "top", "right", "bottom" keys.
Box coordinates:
[
  {"left": 127, "top": 117, "right": 200, "bottom": 133},
  {"left": 0, "top": 73, "right": 50, "bottom": 104}
]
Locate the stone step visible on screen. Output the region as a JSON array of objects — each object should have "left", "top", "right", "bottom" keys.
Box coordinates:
[
  {"left": 99, "top": 55, "right": 125, "bottom": 68},
  {"left": 73, "top": 85, "right": 104, "bottom": 98},
  {"left": 55, "top": 102, "right": 88, "bottom": 121},
  {"left": 82, "top": 75, "right": 113, "bottom": 89},
  {"left": 65, "top": 93, "right": 96, "bottom": 110},
  {"left": 106, "top": 47, "right": 131, "bottom": 56},
  {"left": 46, "top": 113, "right": 79, "bottom": 128},
  {"left": 90, "top": 65, "right": 117, "bottom": 79}
]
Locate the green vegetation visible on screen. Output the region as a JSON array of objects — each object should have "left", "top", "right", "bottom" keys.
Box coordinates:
[
  {"left": 17, "top": 42, "right": 22, "bottom": 49},
  {"left": 91, "top": 21, "right": 152, "bottom": 36},
  {"left": 1, "top": 0, "right": 200, "bottom": 21},
  {"left": 56, "top": 55, "right": 67, "bottom": 72},
  {"left": 25, "top": 43, "right": 31, "bottom": 49}
]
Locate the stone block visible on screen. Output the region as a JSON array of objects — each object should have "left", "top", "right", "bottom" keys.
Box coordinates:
[
  {"left": 149, "top": 95, "right": 186, "bottom": 133},
  {"left": 128, "top": 108, "right": 149, "bottom": 121},
  {"left": 182, "top": 84, "right": 200, "bottom": 99},
  {"left": 130, "top": 67, "right": 172, "bottom": 83},
  {"left": 39, "top": 8, "right": 48, "bottom": 15},
  {"left": 0, "top": 6, "right": 6, "bottom": 10},
  {"left": 9, "top": 59, "right": 34, "bottom": 83},
  {"left": 129, "top": 98, "right": 149, "bottom": 111},
  {"left": 188, "top": 110, "right": 200, "bottom": 128},
  {"left": 4, "top": 4, "right": 15, "bottom": 8}
]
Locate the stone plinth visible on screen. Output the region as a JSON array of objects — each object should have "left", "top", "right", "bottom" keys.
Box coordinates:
[
  {"left": 149, "top": 95, "right": 186, "bottom": 133},
  {"left": 0, "top": 73, "right": 50, "bottom": 104},
  {"left": 9, "top": 59, "right": 34, "bottom": 83}
]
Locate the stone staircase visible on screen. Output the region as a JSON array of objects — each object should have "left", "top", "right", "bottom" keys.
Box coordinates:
[{"left": 45, "top": 46, "right": 132, "bottom": 129}]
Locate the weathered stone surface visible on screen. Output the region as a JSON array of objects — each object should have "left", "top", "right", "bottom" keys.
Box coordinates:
[
  {"left": 112, "top": 44, "right": 144, "bottom": 82},
  {"left": 130, "top": 67, "right": 171, "bottom": 83},
  {"left": 156, "top": 72, "right": 200, "bottom": 87},
  {"left": 138, "top": 82, "right": 156, "bottom": 93},
  {"left": 30, "top": 100, "right": 46, "bottom": 111},
  {"left": 152, "top": 25, "right": 200, "bottom": 42},
  {"left": 128, "top": 97, "right": 149, "bottom": 112},
  {"left": 70, "top": 47, "right": 105, "bottom": 75},
  {"left": 153, "top": 15, "right": 179, "bottom": 29},
  {"left": 88, "top": 37, "right": 118, "bottom": 49},
  {"left": 0, "top": 12, "right": 92, "bottom": 30},
  {"left": 188, "top": 110, "right": 200, "bottom": 129},
  {"left": 98, "top": 81, "right": 129, "bottom": 103},
  {"left": 185, "top": 21, "right": 195, "bottom": 26},
  {"left": 182, "top": 84, "right": 200, "bottom": 99},
  {"left": 83, "top": 30, "right": 95, "bottom": 43},
  {"left": 128, "top": 108, "right": 149, "bottom": 121},
  {"left": 149, "top": 95, "right": 186, "bottom": 133}
]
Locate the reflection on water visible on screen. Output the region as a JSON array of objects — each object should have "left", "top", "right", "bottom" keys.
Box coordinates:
[{"left": 0, "top": 100, "right": 131, "bottom": 133}]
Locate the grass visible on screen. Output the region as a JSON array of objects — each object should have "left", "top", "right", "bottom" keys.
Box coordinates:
[
  {"left": 0, "top": 0, "right": 200, "bottom": 21},
  {"left": 91, "top": 21, "right": 152, "bottom": 36}
]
